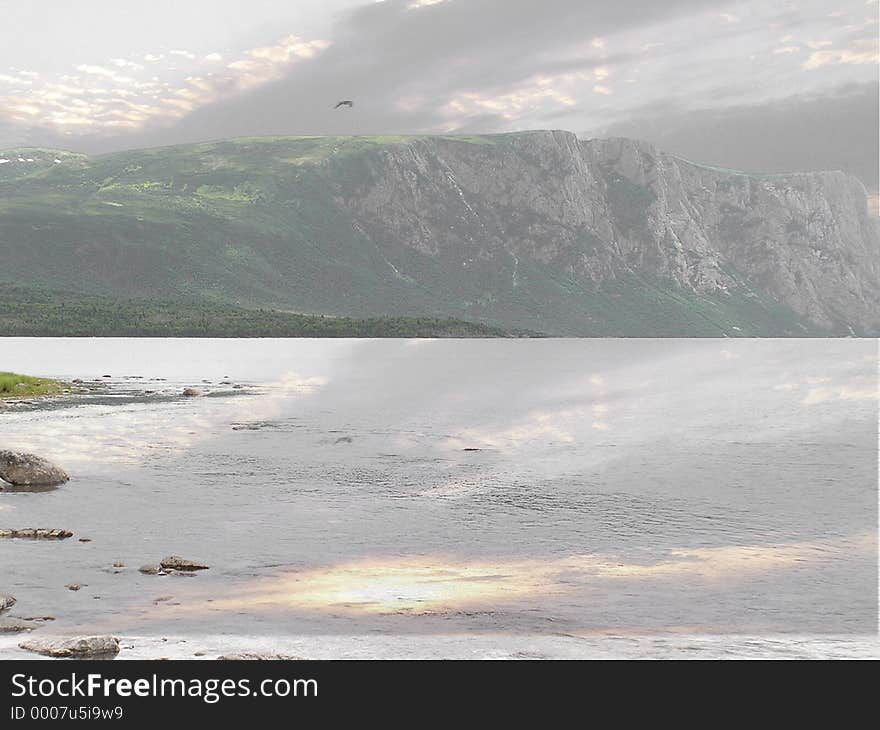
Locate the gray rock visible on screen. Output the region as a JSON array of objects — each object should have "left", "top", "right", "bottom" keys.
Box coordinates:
[
  {"left": 0, "top": 450, "right": 69, "bottom": 487},
  {"left": 66, "top": 583, "right": 82, "bottom": 591},
  {"left": 160, "top": 556, "right": 209, "bottom": 571},
  {"left": 19, "top": 635, "right": 120, "bottom": 658},
  {"left": 182, "top": 388, "right": 203, "bottom": 397},
  {"left": 0, "top": 528, "right": 74, "bottom": 540},
  {"left": 0, "top": 618, "right": 37, "bottom": 633},
  {"left": 0, "top": 528, "right": 73, "bottom": 539},
  {"left": 139, "top": 564, "right": 162, "bottom": 575}
]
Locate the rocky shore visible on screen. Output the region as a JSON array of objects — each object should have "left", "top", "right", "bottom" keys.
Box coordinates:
[{"left": 0, "top": 382, "right": 227, "bottom": 659}]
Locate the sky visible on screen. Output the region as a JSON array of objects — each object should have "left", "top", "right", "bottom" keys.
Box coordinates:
[{"left": 0, "top": 0, "right": 877, "bottom": 195}]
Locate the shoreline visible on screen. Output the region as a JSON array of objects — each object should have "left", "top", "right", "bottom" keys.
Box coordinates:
[
  {"left": 2, "top": 633, "right": 879, "bottom": 661},
  {"left": 0, "top": 373, "right": 106, "bottom": 408}
]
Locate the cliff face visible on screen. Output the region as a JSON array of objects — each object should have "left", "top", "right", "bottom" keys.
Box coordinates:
[
  {"left": 1, "top": 131, "right": 877, "bottom": 335},
  {"left": 336, "top": 130, "right": 880, "bottom": 334}
]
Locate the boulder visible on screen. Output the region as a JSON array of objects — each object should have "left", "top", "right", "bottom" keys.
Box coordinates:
[
  {"left": 160, "top": 556, "right": 209, "bottom": 571},
  {"left": 0, "top": 450, "right": 69, "bottom": 487},
  {"left": 19, "top": 635, "right": 120, "bottom": 658},
  {"left": 0, "top": 529, "right": 73, "bottom": 539},
  {"left": 182, "top": 388, "right": 203, "bottom": 397}
]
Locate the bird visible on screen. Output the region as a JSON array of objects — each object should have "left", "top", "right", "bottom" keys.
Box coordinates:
[{"left": 334, "top": 100, "right": 354, "bottom": 109}]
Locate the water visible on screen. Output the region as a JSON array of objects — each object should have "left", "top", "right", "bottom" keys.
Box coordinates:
[{"left": 1, "top": 338, "right": 877, "bottom": 659}]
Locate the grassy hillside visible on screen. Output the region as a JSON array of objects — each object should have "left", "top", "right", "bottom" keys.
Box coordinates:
[
  {"left": 0, "top": 285, "right": 515, "bottom": 337},
  {"left": 0, "top": 134, "right": 827, "bottom": 336}
]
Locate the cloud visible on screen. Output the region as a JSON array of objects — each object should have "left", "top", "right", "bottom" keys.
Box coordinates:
[
  {"left": 407, "top": 0, "right": 448, "bottom": 8},
  {"left": 0, "top": 33, "right": 331, "bottom": 136},
  {"left": 595, "top": 82, "right": 879, "bottom": 193},
  {"left": 803, "top": 36, "right": 880, "bottom": 69},
  {"left": 1, "top": 0, "right": 875, "bottom": 190},
  {"left": 440, "top": 73, "right": 581, "bottom": 127},
  {"left": 802, "top": 382, "right": 879, "bottom": 405}
]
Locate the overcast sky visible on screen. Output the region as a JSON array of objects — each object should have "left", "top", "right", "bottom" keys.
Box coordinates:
[{"left": 1, "top": 0, "right": 877, "bottom": 193}]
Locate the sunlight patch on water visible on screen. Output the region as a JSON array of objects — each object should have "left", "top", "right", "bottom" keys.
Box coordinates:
[{"left": 159, "top": 534, "right": 873, "bottom": 617}]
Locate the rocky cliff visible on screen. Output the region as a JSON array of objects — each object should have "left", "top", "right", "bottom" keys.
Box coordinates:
[
  {"left": 337, "top": 130, "right": 880, "bottom": 334},
  {"left": 1, "top": 131, "right": 877, "bottom": 335}
]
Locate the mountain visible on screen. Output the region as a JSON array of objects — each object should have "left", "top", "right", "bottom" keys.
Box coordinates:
[{"left": 1, "top": 131, "right": 877, "bottom": 336}]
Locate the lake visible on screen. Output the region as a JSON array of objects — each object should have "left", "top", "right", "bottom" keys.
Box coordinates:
[{"left": 0, "top": 338, "right": 877, "bottom": 659}]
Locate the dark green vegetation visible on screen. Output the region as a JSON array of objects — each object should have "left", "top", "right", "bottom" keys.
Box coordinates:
[
  {"left": 0, "top": 285, "right": 513, "bottom": 337},
  {"left": 0, "top": 371, "right": 65, "bottom": 399},
  {"left": 0, "top": 134, "right": 838, "bottom": 336}
]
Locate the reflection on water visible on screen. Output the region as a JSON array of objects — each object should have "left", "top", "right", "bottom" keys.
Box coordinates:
[
  {"left": 157, "top": 533, "right": 875, "bottom": 616},
  {"left": 0, "top": 338, "right": 877, "bottom": 657}
]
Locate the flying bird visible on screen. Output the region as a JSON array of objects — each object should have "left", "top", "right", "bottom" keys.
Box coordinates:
[{"left": 334, "top": 100, "right": 354, "bottom": 109}]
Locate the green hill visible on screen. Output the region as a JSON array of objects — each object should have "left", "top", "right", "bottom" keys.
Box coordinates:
[{"left": 1, "top": 132, "right": 875, "bottom": 336}]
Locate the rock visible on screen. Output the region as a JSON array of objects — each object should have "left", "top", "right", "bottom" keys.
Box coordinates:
[
  {"left": 160, "top": 556, "right": 209, "bottom": 571},
  {"left": 334, "top": 436, "right": 353, "bottom": 444},
  {"left": 0, "top": 593, "right": 15, "bottom": 611},
  {"left": 0, "top": 618, "right": 37, "bottom": 633},
  {"left": 462, "top": 447, "right": 482, "bottom": 452},
  {"left": 217, "top": 652, "right": 301, "bottom": 661},
  {"left": 0, "top": 450, "right": 69, "bottom": 487},
  {"left": 0, "top": 528, "right": 73, "bottom": 539},
  {"left": 182, "top": 388, "right": 203, "bottom": 397},
  {"left": 139, "top": 564, "right": 162, "bottom": 575},
  {"left": 66, "top": 583, "right": 82, "bottom": 591},
  {"left": 78, "top": 538, "right": 92, "bottom": 543},
  {"left": 112, "top": 561, "right": 126, "bottom": 568},
  {"left": 19, "top": 635, "right": 120, "bottom": 658}
]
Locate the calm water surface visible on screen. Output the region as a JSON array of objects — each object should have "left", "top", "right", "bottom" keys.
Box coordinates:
[{"left": 0, "top": 338, "right": 877, "bottom": 658}]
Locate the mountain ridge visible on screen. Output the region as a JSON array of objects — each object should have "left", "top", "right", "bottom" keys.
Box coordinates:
[{"left": 1, "top": 130, "right": 877, "bottom": 336}]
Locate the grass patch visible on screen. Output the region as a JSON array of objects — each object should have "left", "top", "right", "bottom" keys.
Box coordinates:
[{"left": 0, "top": 372, "right": 65, "bottom": 399}]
